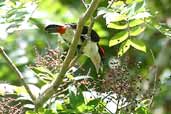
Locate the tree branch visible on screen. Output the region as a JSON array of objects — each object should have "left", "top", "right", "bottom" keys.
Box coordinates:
[
  {"left": 0, "top": 47, "right": 35, "bottom": 101},
  {"left": 35, "top": 0, "right": 100, "bottom": 108}
]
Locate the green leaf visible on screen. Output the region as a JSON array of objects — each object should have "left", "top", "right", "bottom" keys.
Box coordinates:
[
  {"left": 130, "top": 26, "right": 145, "bottom": 36},
  {"left": 118, "top": 39, "right": 131, "bottom": 56},
  {"left": 30, "top": 66, "right": 54, "bottom": 77},
  {"left": 126, "top": 0, "right": 134, "bottom": 4},
  {"left": 87, "top": 98, "right": 101, "bottom": 106},
  {"left": 97, "top": 7, "right": 109, "bottom": 16},
  {"left": 30, "top": 66, "right": 56, "bottom": 83},
  {"left": 26, "top": 111, "right": 37, "bottom": 114},
  {"left": 131, "top": 12, "right": 151, "bottom": 20},
  {"left": 126, "top": 0, "right": 143, "bottom": 4},
  {"left": 107, "top": 23, "right": 128, "bottom": 29},
  {"left": 153, "top": 23, "right": 171, "bottom": 37},
  {"left": 69, "top": 91, "right": 84, "bottom": 108},
  {"left": 135, "top": 106, "right": 150, "bottom": 114},
  {"left": 56, "top": 102, "right": 64, "bottom": 111},
  {"left": 111, "top": 1, "right": 125, "bottom": 9},
  {"left": 130, "top": 39, "right": 146, "bottom": 52},
  {"left": 26, "top": 108, "right": 56, "bottom": 114},
  {"left": 104, "top": 12, "right": 127, "bottom": 24},
  {"left": 109, "top": 31, "right": 128, "bottom": 47},
  {"left": 99, "top": 39, "right": 109, "bottom": 46},
  {"left": 129, "top": 19, "right": 144, "bottom": 27}
]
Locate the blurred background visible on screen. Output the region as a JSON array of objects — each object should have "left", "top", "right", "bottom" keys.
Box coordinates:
[{"left": 0, "top": 0, "right": 171, "bottom": 113}]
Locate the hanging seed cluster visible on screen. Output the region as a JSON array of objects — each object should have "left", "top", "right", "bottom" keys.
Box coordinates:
[
  {"left": 76, "top": 57, "right": 142, "bottom": 101},
  {"left": 34, "top": 49, "right": 63, "bottom": 72},
  {"left": 0, "top": 97, "right": 24, "bottom": 114},
  {"left": 101, "top": 57, "right": 142, "bottom": 101}
]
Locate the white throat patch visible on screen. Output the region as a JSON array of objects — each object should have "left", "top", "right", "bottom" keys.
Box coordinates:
[{"left": 61, "top": 27, "right": 74, "bottom": 43}]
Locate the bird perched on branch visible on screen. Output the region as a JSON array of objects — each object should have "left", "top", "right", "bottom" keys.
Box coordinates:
[{"left": 45, "top": 23, "right": 104, "bottom": 72}]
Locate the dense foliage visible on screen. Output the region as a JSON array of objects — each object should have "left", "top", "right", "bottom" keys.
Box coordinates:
[{"left": 1, "top": 0, "right": 171, "bottom": 114}]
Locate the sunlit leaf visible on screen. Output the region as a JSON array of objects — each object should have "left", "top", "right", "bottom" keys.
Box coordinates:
[
  {"left": 118, "top": 39, "right": 131, "bottom": 56},
  {"left": 130, "top": 39, "right": 146, "bottom": 52},
  {"left": 107, "top": 22, "right": 128, "bottom": 29},
  {"left": 109, "top": 31, "right": 128, "bottom": 47},
  {"left": 153, "top": 23, "right": 171, "bottom": 37},
  {"left": 26, "top": 108, "right": 56, "bottom": 114},
  {"left": 56, "top": 102, "right": 64, "bottom": 110},
  {"left": 126, "top": 0, "right": 134, "bottom": 4},
  {"left": 111, "top": 1, "right": 125, "bottom": 8},
  {"left": 131, "top": 12, "right": 151, "bottom": 19},
  {"left": 104, "top": 12, "right": 127, "bottom": 24},
  {"left": 130, "top": 26, "right": 145, "bottom": 36},
  {"left": 15, "top": 86, "right": 28, "bottom": 95},
  {"left": 129, "top": 19, "right": 144, "bottom": 27},
  {"left": 99, "top": 39, "right": 109, "bottom": 46},
  {"left": 126, "top": 0, "right": 143, "bottom": 4},
  {"left": 97, "top": 7, "right": 109, "bottom": 16},
  {"left": 135, "top": 106, "right": 149, "bottom": 114},
  {"left": 30, "top": 66, "right": 55, "bottom": 83},
  {"left": 26, "top": 111, "right": 36, "bottom": 114}
]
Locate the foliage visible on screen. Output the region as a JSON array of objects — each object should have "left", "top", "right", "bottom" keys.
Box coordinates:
[
  {"left": 1, "top": 0, "right": 171, "bottom": 114},
  {"left": 98, "top": 0, "right": 148, "bottom": 56}
]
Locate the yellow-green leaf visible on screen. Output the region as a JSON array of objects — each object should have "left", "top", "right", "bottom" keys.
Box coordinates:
[
  {"left": 130, "top": 26, "right": 145, "bottom": 36},
  {"left": 104, "top": 12, "right": 127, "bottom": 24},
  {"left": 131, "top": 12, "right": 151, "bottom": 19},
  {"left": 107, "top": 23, "right": 128, "bottom": 29},
  {"left": 111, "top": 1, "right": 124, "bottom": 8},
  {"left": 129, "top": 19, "right": 144, "bottom": 27},
  {"left": 126, "top": 0, "right": 143, "bottom": 4},
  {"left": 30, "top": 66, "right": 54, "bottom": 78},
  {"left": 99, "top": 39, "right": 109, "bottom": 46},
  {"left": 130, "top": 39, "right": 146, "bottom": 52},
  {"left": 109, "top": 31, "right": 128, "bottom": 47},
  {"left": 118, "top": 39, "right": 131, "bottom": 56},
  {"left": 154, "top": 23, "right": 171, "bottom": 37}
]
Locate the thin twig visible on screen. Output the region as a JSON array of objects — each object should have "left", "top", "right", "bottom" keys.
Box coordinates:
[
  {"left": 107, "top": 0, "right": 115, "bottom": 8},
  {"left": 87, "top": 17, "right": 95, "bottom": 36},
  {"left": 35, "top": 0, "right": 101, "bottom": 108},
  {"left": 87, "top": 0, "right": 116, "bottom": 36},
  {"left": 81, "top": 0, "right": 88, "bottom": 8},
  {"left": 68, "top": 54, "right": 80, "bottom": 69},
  {"left": 93, "top": 0, "right": 115, "bottom": 20},
  {"left": 0, "top": 47, "right": 35, "bottom": 101}
]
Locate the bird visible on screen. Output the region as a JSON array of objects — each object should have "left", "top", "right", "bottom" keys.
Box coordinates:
[{"left": 45, "top": 23, "right": 104, "bottom": 72}]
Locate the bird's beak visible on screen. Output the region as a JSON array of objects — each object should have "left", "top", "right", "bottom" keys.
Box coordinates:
[{"left": 45, "top": 24, "right": 66, "bottom": 34}]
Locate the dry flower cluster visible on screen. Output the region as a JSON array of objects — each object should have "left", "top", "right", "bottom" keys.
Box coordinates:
[{"left": 0, "top": 96, "right": 24, "bottom": 114}]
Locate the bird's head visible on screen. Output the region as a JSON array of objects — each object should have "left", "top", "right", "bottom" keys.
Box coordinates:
[{"left": 45, "top": 24, "right": 67, "bottom": 34}]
